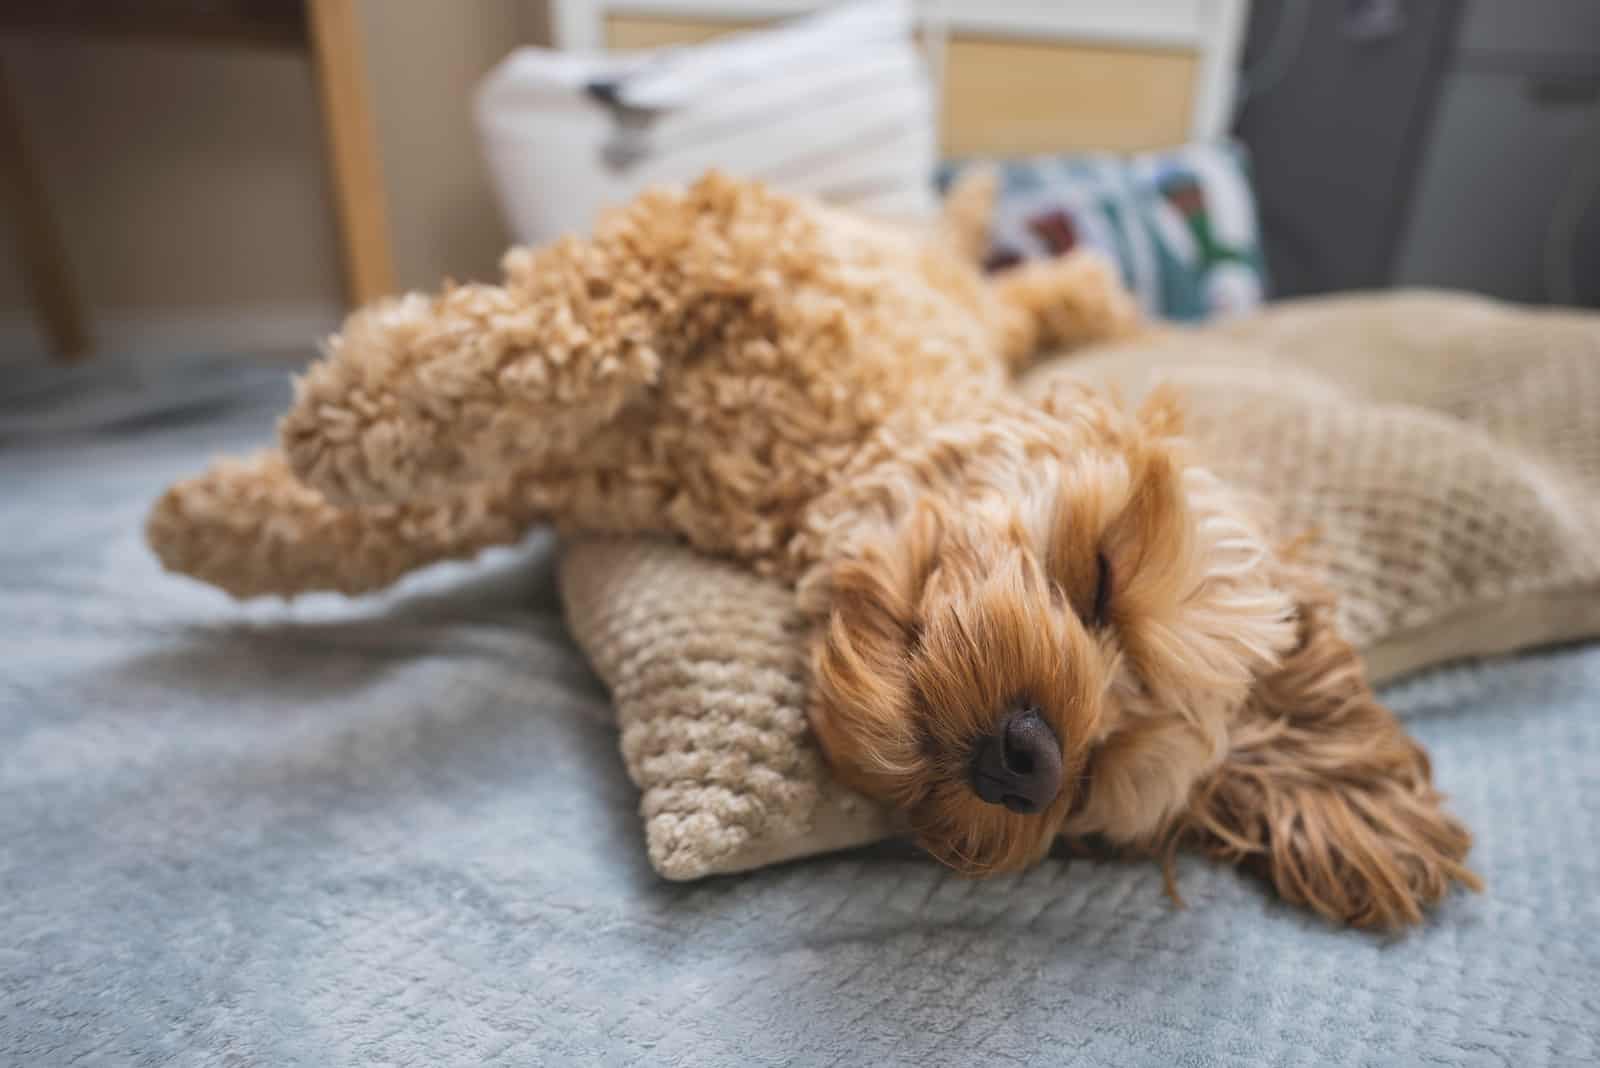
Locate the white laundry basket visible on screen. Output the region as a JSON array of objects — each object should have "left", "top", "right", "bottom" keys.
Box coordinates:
[{"left": 472, "top": 0, "right": 938, "bottom": 246}]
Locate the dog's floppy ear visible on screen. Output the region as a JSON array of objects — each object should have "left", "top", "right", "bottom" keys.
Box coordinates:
[
  {"left": 1135, "top": 381, "right": 1186, "bottom": 439},
  {"left": 1029, "top": 377, "right": 1187, "bottom": 448},
  {"left": 803, "top": 501, "right": 948, "bottom": 806},
  {"left": 1181, "top": 565, "right": 1481, "bottom": 929}
]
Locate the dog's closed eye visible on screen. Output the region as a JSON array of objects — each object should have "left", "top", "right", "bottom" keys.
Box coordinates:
[{"left": 1091, "top": 551, "right": 1113, "bottom": 627}]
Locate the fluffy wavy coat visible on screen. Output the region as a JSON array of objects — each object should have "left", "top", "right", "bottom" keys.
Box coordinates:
[{"left": 147, "top": 172, "right": 1476, "bottom": 928}]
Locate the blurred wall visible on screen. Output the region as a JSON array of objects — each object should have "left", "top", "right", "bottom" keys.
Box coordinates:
[
  {"left": 358, "top": 0, "right": 546, "bottom": 293},
  {"left": 0, "top": 0, "right": 548, "bottom": 365}
]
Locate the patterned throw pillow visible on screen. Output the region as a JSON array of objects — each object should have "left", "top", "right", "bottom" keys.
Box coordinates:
[{"left": 938, "top": 141, "right": 1269, "bottom": 322}]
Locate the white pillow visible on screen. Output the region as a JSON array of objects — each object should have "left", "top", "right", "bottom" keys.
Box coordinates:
[{"left": 473, "top": 0, "right": 937, "bottom": 244}]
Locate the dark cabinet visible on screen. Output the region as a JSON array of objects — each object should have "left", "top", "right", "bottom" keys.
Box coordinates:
[{"left": 1234, "top": 0, "right": 1599, "bottom": 307}]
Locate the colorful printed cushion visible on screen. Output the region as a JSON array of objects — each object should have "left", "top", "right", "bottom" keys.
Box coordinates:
[{"left": 938, "top": 141, "right": 1269, "bottom": 322}]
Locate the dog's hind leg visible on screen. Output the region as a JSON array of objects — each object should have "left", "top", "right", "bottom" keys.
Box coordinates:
[
  {"left": 145, "top": 449, "right": 567, "bottom": 598},
  {"left": 278, "top": 249, "right": 667, "bottom": 510},
  {"left": 277, "top": 173, "right": 819, "bottom": 514}
]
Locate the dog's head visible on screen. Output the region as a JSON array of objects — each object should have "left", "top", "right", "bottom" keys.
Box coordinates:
[{"left": 803, "top": 383, "right": 1297, "bottom": 874}]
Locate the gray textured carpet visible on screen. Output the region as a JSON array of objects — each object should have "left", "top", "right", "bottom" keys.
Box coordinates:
[{"left": 2, "top": 382, "right": 1597, "bottom": 1067}]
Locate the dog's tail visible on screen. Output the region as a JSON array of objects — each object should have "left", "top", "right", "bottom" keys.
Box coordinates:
[
  {"left": 937, "top": 166, "right": 999, "bottom": 266},
  {"left": 989, "top": 251, "right": 1145, "bottom": 372}
]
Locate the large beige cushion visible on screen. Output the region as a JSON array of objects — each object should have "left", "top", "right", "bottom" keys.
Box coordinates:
[{"left": 559, "top": 290, "right": 1600, "bottom": 880}]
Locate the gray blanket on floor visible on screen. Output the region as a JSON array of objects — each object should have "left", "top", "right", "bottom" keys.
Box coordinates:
[{"left": 3, "top": 382, "right": 1596, "bottom": 1067}]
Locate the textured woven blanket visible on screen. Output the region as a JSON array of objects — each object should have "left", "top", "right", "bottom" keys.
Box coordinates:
[
  {"left": 561, "top": 290, "right": 1600, "bottom": 880},
  {"left": 2, "top": 354, "right": 1597, "bottom": 1065}
]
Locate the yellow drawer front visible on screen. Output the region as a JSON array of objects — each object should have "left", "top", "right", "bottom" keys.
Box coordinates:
[
  {"left": 941, "top": 36, "right": 1196, "bottom": 156},
  {"left": 604, "top": 14, "right": 757, "bottom": 49}
]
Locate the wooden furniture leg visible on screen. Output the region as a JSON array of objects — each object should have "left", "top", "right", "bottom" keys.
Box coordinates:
[
  {"left": 0, "top": 55, "right": 89, "bottom": 361},
  {"left": 305, "top": 0, "right": 395, "bottom": 305}
]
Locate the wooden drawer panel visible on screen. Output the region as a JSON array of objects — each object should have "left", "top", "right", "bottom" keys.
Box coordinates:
[
  {"left": 604, "top": 13, "right": 757, "bottom": 49},
  {"left": 941, "top": 36, "right": 1195, "bottom": 155}
]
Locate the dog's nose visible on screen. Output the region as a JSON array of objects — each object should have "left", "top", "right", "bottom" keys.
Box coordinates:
[{"left": 970, "top": 706, "right": 1063, "bottom": 814}]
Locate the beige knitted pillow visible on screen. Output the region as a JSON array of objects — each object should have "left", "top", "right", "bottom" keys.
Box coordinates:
[{"left": 558, "top": 290, "right": 1600, "bottom": 880}]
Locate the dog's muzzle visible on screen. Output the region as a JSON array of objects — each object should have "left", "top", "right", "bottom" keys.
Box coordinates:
[{"left": 970, "top": 706, "right": 1063, "bottom": 814}]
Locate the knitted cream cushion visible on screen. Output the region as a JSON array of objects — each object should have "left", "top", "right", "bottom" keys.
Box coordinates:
[{"left": 558, "top": 290, "right": 1600, "bottom": 880}]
